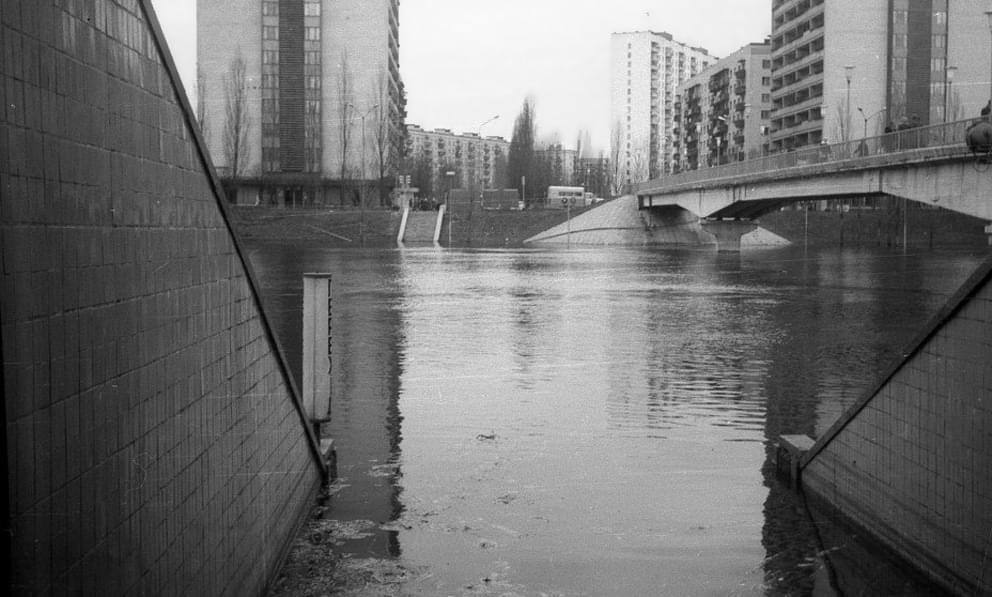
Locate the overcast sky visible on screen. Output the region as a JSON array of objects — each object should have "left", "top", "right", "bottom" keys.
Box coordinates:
[{"left": 151, "top": 0, "right": 771, "bottom": 151}]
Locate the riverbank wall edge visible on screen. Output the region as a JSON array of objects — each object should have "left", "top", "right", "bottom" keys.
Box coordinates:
[
  {"left": 2, "top": 1, "right": 325, "bottom": 594},
  {"left": 800, "top": 257, "right": 992, "bottom": 595}
]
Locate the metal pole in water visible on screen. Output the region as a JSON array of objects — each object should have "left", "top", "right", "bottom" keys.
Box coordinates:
[
  {"left": 903, "top": 196, "right": 908, "bottom": 253},
  {"left": 566, "top": 198, "right": 571, "bottom": 248}
]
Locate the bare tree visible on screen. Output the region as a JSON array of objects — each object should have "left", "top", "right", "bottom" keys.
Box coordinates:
[
  {"left": 223, "top": 51, "right": 251, "bottom": 178},
  {"left": 834, "top": 102, "right": 851, "bottom": 144},
  {"left": 609, "top": 121, "right": 625, "bottom": 197},
  {"left": 337, "top": 51, "right": 355, "bottom": 204},
  {"left": 629, "top": 144, "right": 650, "bottom": 187},
  {"left": 507, "top": 97, "right": 536, "bottom": 201},
  {"left": 370, "top": 69, "right": 396, "bottom": 207}
]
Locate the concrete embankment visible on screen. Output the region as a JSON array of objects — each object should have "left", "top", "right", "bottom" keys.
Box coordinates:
[
  {"left": 230, "top": 195, "right": 990, "bottom": 251},
  {"left": 230, "top": 205, "right": 581, "bottom": 248},
  {"left": 525, "top": 196, "right": 789, "bottom": 247},
  {"left": 2, "top": 2, "right": 325, "bottom": 594}
]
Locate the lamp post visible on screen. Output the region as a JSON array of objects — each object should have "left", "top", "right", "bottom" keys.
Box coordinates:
[
  {"left": 476, "top": 115, "right": 499, "bottom": 205},
  {"left": 986, "top": 11, "right": 992, "bottom": 114},
  {"left": 347, "top": 102, "right": 379, "bottom": 243},
  {"left": 844, "top": 65, "right": 855, "bottom": 142},
  {"left": 857, "top": 107, "right": 886, "bottom": 139},
  {"left": 714, "top": 115, "right": 727, "bottom": 166},
  {"left": 945, "top": 65, "right": 958, "bottom": 123}
]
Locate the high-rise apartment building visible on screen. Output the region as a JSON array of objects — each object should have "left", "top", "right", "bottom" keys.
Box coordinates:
[
  {"left": 198, "top": 0, "right": 404, "bottom": 206},
  {"left": 673, "top": 43, "right": 772, "bottom": 171},
  {"left": 610, "top": 31, "right": 713, "bottom": 189},
  {"left": 405, "top": 125, "right": 509, "bottom": 199},
  {"left": 769, "top": 0, "right": 989, "bottom": 152}
]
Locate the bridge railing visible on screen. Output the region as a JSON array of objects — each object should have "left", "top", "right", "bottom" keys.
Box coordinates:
[{"left": 637, "top": 118, "right": 976, "bottom": 193}]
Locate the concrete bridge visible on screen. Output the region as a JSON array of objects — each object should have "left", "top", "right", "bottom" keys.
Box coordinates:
[{"left": 636, "top": 120, "right": 992, "bottom": 250}]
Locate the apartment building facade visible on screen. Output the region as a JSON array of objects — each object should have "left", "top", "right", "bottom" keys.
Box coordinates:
[
  {"left": 673, "top": 43, "right": 772, "bottom": 171},
  {"left": 406, "top": 125, "right": 510, "bottom": 199},
  {"left": 770, "top": 0, "right": 989, "bottom": 153},
  {"left": 610, "top": 31, "right": 713, "bottom": 188},
  {"left": 198, "top": 0, "right": 404, "bottom": 206}
]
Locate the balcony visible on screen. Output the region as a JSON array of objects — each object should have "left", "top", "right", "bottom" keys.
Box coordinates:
[
  {"left": 772, "top": 54, "right": 823, "bottom": 90},
  {"left": 773, "top": 72, "right": 824, "bottom": 104}
]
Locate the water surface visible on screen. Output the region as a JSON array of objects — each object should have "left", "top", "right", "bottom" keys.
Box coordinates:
[{"left": 249, "top": 245, "right": 983, "bottom": 596}]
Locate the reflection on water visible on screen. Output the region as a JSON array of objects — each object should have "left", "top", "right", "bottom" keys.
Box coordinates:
[{"left": 248, "top": 245, "right": 982, "bottom": 596}]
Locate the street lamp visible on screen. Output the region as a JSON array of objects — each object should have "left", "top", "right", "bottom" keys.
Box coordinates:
[
  {"left": 713, "top": 115, "right": 727, "bottom": 166},
  {"left": 844, "top": 65, "right": 855, "bottom": 142},
  {"left": 945, "top": 65, "right": 958, "bottom": 122},
  {"left": 476, "top": 115, "right": 499, "bottom": 204},
  {"left": 347, "top": 102, "right": 379, "bottom": 242},
  {"left": 986, "top": 12, "right": 992, "bottom": 115},
  {"left": 857, "top": 107, "right": 886, "bottom": 138}
]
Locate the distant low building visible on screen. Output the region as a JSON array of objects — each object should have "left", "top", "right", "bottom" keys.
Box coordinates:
[{"left": 405, "top": 125, "right": 509, "bottom": 200}]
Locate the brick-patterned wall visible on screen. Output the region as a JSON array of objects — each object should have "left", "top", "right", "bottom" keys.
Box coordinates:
[
  {"left": 802, "top": 261, "right": 992, "bottom": 595},
  {"left": 1, "top": 1, "right": 323, "bottom": 594}
]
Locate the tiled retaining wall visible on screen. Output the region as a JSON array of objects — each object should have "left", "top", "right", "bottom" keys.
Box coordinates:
[
  {"left": 802, "top": 259, "right": 992, "bottom": 595},
  {"left": 1, "top": 1, "right": 324, "bottom": 594}
]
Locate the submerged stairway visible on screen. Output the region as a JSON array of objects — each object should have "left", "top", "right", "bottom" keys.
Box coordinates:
[{"left": 399, "top": 206, "right": 444, "bottom": 244}]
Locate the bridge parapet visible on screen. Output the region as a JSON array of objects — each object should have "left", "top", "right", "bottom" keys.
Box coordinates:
[{"left": 638, "top": 119, "right": 977, "bottom": 198}]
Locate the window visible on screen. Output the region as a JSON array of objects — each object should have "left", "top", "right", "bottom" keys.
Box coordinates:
[
  {"left": 761, "top": 93, "right": 770, "bottom": 102},
  {"left": 304, "top": 1, "right": 321, "bottom": 17},
  {"left": 263, "top": 26, "right": 278, "bottom": 40},
  {"left": 305, "top": 27, "right": 320, "bottom": 41},
  {"left": 761, "top": 77, "right": 770, "bottom": 86},
  {"left": 306, "top": 76, "right": 320, "bottom": 89},
  {"left": 263, "top": 50, "right": 278, "bottom": 64},
  {"left": 931, "top": 57, "right": 945, "bottom": 73},
  {"left": 262, "top": 1, "right": 278, "bottom": 16},
  {"left": 762, "top": 59, "right": 771, "bottom": 69},
  {"left": 305, "top": 51, "right": 320, "bottom": 65},
  {"left": 933, "top": 34, "right": 946, "bottom": 49},
  {"left": 893, "top": 33, "right": 907, "bottom": 49}
]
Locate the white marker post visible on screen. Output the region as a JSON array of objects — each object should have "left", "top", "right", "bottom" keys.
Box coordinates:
[{"left": 302, "top": 273, "right": 332, "bottom": 437}]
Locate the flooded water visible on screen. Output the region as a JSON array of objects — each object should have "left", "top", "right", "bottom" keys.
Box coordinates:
[{"left": 248, "top": 245, "right": 984, "bottom": 596}]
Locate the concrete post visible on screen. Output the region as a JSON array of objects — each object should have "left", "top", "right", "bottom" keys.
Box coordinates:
[{"left": 302, "top": 274, "right": 332, "bottom": 434}]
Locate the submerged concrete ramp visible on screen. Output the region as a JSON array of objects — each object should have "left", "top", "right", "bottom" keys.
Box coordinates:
[
  {"left": 1, "top": 1, "right": 325, "bottom": 594},
  {"left": 524, "top": 196, "right": 788, "bottom": 248},
  {"left": 800, "top": 257, "right": 992, "bottom": 595},
  {"left": 400, "top": 208, "right": 441, "bottom": 243}
]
